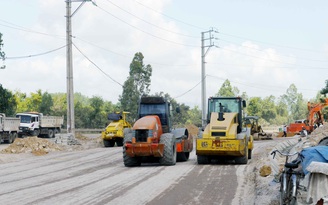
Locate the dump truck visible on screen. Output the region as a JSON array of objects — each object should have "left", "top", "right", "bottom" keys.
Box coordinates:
[
  {"left": 244, "top": 116, "right": 272, "bottom": 140},
  {"left": 16, "top": 112, "right": 64, "bottom": 138},
  {"left": 123, "top": 96, "right": 193, "bottom": 167},
  {"left": 101, "top": 111, "right": 132, "bottom": 147},
  {"left": 0, "top": 113, "right": 20, "bottom": 144},
  {"left": 196, "top": 96, "right": 253, "bottom": 164}
]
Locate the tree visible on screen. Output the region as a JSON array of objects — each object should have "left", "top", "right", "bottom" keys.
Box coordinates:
[
  {"left": 320, "top": 80, "right": 328, "bottom": 97},
  {"left": 119, "top": 52, "right": 152, "bottom": 121},
  {"left": 261, "top": 95, "right": 277, "bottom": 122},
  {"left": 216, "top": 79, "right": 239, "bottom": 97},
  {"left": 39, "top": 92, "right": 53, "bottom": 115},
  {"left": 247, "top": 97, "right": 262, "bottom": 117},
  {"left": 187, "top": 106, "right": 202, "bottom": 127},
  {"left": 89, "top": 96, "right": 105, "bottom": 128},
  {"left": 281, "top": 84, "right": 307, "bottom": 122},
  {"left": 25, "top": 90, "right": 43, "bottom": 112},
  {"left": 0, "top": 33, "right": 5, "bottom": 69},
  {"left": 0, "top": 84, "right": 16, "bottom": 115}
]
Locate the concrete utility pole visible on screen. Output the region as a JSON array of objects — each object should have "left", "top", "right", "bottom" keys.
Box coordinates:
[
  {"left": 65, "top": 0, "right": 92, "bottom": 137},
  {"left": 201, "top": 28, "right": 218, "bottom": 128}
]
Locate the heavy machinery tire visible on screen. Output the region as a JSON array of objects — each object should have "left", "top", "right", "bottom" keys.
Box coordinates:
[
  {"left": 103, "top": 139, "right": 115, "bottom": 147},
  {"left": 197, "top": 155, "right": 210, "bottom": 164},
  {"left": 177, "top": 152, "right": 189, "bottom": 162},
  {"left": 159, "top": 133, "right": 176, "bottom": 166},
  {"left": 116, "top": 138, "right": 124, "bottom": 147},
  {"left": 123, "top": 133, "right": 141, "bottom": 167},
  {"left": 248, "top": 149, "right": 252, "bottom": 159},
  {"left": 4, "top": 133, "right": 13, "bottom": 143},
  {"left": 235, "top": 141, "right": 248, "bottom": 164}
]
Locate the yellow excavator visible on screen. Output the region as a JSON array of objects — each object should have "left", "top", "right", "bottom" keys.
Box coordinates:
[
  {"left": 196, "top": 97, "right": 253, "bottom": 164},
  {"left": 101, "top": 111, "right": 132, "bottom": 147},
  {"left": 244, "top": 116, "right": 272, "bottom": 140}
]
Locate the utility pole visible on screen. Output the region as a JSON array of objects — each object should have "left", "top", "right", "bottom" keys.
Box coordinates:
[
  {"left": 201, "top": 28, "right": 218, "bottom": 128},
  {"left": 65, "top": 0, "right": 92, "bottom": 137}
]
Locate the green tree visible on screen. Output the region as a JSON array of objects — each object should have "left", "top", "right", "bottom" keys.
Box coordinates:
[
  {"left": 39, "top": 92, "right": 53, "bottom": 115},
  {"left": 0, "top": 33, "right": 5, "bottom": 69},
  {"left": 281, "top": 84, "right": 307, "bottom": 122},
  {"left": 119, "top": 52, "right": 152, "bottom": 121},
  {"left": 89, "top": 96, "right": 105, "bottom": 128},
  {"left": 320, "top": 79, "right": 328, "bottom": 97},
  {"left": 216, "top": 79, "right": 239, "bottom": 97},
  {"left": 25, "top": 90, "right": 43, "bottom": 112},
  {"left": 247, "top": 97, "right": 262, "bottom": 117},
  {"left": 0, "top": 84, "right": 16, "bottom": 115},
  {"left": 261, "top": 95, "right": 277, "bottom": 122},
  {"left": 187, "top": 106, "right": 202, "bottom": 127}
]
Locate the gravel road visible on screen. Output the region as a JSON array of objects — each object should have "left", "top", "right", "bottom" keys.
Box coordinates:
[{"left": 0, "top": 136, "right": 281, "bottom": 205}]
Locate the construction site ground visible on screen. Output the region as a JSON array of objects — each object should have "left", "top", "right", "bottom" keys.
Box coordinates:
[{"left": 0, "top": 124, "right": 327, "bottom": 205}]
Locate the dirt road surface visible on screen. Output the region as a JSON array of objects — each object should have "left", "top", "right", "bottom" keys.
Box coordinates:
[{"left": 0, "top": 136, "right": 281, "bottom": 205}]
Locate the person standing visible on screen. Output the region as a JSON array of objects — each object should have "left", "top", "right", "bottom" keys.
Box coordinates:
[{"left": 282, "top": 125, "right": 287, "bottom": 137}]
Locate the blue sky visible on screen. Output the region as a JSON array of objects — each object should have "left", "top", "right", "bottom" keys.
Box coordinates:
[{"left": 1, "top": 0, "right": 328, "bottom": 108}]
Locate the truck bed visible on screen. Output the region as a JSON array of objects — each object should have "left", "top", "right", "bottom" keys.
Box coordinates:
[{"left": 40, "top": 116, "right": 64, "bottom": 128}]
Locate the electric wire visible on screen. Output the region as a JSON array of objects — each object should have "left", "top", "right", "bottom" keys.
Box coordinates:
[
  {"left": 220, "top": 38, "right": 328, "bottom": 63},
  {"left": 0, "top": 19, "right": 65, "bottom": 39},
  {"left": 72, "top": 42, "right": 123, "bottom": 87},
  {"left": 207, "top": 74, "right": 318, "bottom": 93},
  {"left": 219, "top": 47, "right": 328, "bottom": 70},
  {"left": 94, "top": 4, "right": 198, "bottom": 47},
  {"left": 135, "top": 0, "right": 206, "bottom": 30},
  {"left": 104, "top": 0, "right": 198, "bottom": 38},
  {"left": 5, "top": 45, "right": 66, "bottom": 59},
  {"left": 74, "top": 36, "right": 198, "bottom": 67},
  {"left": 174, "top": 78, "right": 203, "bottom": 99}
]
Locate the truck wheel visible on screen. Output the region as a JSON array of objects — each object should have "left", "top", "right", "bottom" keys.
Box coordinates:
[
  {"left": 177, "top": 152, "right": 190, "bottom": 162},
  {"left": 123, "top": 133, "right": 141, "bottom": 167},
  {"left": 4, "top": 133, "right": 13, "bottom": 143},
  {"left": 54, "top": 129, "right": 59, "bottom": 137},
  {"left": 9, "top": 133, "right": 17, "bottom": 144},
  {"left": 235, "top": 142, "right": 248, "bottom": 164},
  {"left": 197, "top": 155, "right": 210, "bottom": 164},
  {"left": 47, "top": 129, "right": 54, "bottom": 138},
  {"left": 159, "top": 133, "right": 176, "bottom": 166},
  {"left": 32, "top": 130, "right": 40, "bottom": 137},
  {"left": 116, "top": 138, "right": 124, "bottom": 147}
]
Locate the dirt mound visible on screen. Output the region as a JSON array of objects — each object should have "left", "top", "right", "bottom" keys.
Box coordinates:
[
  {"left": 1, "top": 137, "right": 62, "bottom": 156},
  {"left": 185, "top": 124, "right": 199, "bottom": 137}
]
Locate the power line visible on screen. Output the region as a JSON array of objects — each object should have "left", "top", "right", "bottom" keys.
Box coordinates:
[
  {"left": 72, "top": 42, "right": 123, "bottom": 87},
  {"left": 5, "top": 45, "right": 66, "bottom": 59},
  {"left": 104, "top": 0, "right": 198, "bottom": 38},
  {"left": 74, "top": 36, "right": 198, "bottom": 68},
  {"left": 95, "top": 4, "right": 198, "bottom": 47},
  {"left": 207, "top": 74, "right": 319, "bottom": 93},
  {"left": 135, "top": 0, "right": 205, "bottom": 30},
  {"left": 0, "top": 19, "right": 65, "bottom": 39},
  {"left": 220, "top": 32, "right": 324, "bottom": 54},
  {"left": 220, "top": 38, "right": 328, "bottom": 63},
  {"left": 219, "top": 47, "right": 328, "bottom": 70},
  {"left": 174, "top": 78, "right": 203, "bottom": 99}
]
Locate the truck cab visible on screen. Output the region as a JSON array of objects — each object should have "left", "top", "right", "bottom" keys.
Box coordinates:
[{"left": 16, "top": 112, "right": 41, "bottom": 136}]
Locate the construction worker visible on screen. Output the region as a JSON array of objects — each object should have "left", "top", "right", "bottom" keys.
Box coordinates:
[
  {"left": 300, "top": 127, "right": 308, "bottom": 137},
  {"left": 282, "top": 125, "right": 287, "bottom": 137}
]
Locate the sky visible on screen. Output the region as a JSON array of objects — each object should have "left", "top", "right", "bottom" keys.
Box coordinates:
[{"left": 1, "top": 0, "right": 328, "bottom": 108}]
